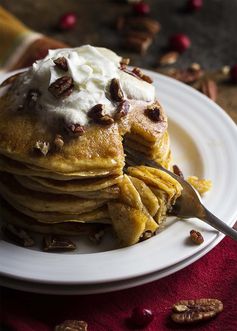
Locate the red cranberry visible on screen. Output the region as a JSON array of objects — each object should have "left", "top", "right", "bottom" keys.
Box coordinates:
[
  {"left": 230, "top": 64, "right": 237, "bottom": 83},
  {"left": 133, "top": 2, "right": 150, "bottom": 15},
  {"left": 58, "top": 12, "right": 77, "bottom": 31},
  {"left": 169, "top": 33, "right": 191, "bottom": 53},
  {"left": 187, "top": 0, "right": 203, "bottom": 11},
  {"left": 130, "top": 307, "right": 154, "bottom": 328}
]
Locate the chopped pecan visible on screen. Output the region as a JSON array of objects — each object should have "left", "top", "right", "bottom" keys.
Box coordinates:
[
  {"left": 66, "top": 123, "right": 85, "bottom": 137},
  {"left": 25, "top": 89, "right": 41, "bottom": 110},
  {"left": 173, "top": 165, "right": 184, "bottom": 179},
  {"left": 171, "top": 299, "right": 223, "bottom": 324},
  {"left": 0, "top": 72, "right": 23, "bottom": 87},
  {"left": 190, "top": 229, "right": 204, "bottom": 245},
  {"left": 200, "top": 79, "right": 218, "bottom": 102},
  {"left": 110, "top": 78, "right": 124, "bottom": 102},
  {"left": 54, "top": 320, "right": 88, "bottom": 331},
  {"left": 89, "top": 229, "right": 105, "bottom": 244},
  {"left": 139, "top": 230, "right": 153, "bottom": 242},
  {"left": 98, "top": 115, "right": 114, "bottom": 125},
  {"left": 34, "top": 141, "right": 50, "bottom": 156},
  {"left": 159, "top": 51, "right": 179, "bottom": 66},
  {"left": 88, "top": 104, "right": 114, "bottom": 125},
  {"left": 2, "top": 224, "right": 34, "bottom": 247},
  {"left": 144, "top": 103, "right": 161, "bottom": 122},
  {"left": 54, "top": 57, "right": 68, "bottom": 71},
  {"left": 114, "top": 100, "right": 130, "bottom": 120},
  {"left": 123, "top": 31, "right": 152, "bottom": 54},
  {"left": 88, "top": 103, "right": 105, "bottom": 120},
  {"left": 43, "top": 236, "right": 76, "bottom": 252},
  {"left": 132, "top": 67, "right": 153, "bottom": 83},
  {"left": 54, "top": 134, "right": 64, "bottom": 150},
  {"left": 48, "top": 76, "right": 74, "bottom": 98},
  {"left": 120, "top": 57, "right": 130, "bottom": 66}
]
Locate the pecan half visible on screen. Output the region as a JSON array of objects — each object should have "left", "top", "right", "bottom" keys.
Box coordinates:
[
  {"left": 132, "top": 67, "right": 153, "bottom": 83},
  {"left": 114, "top": 100, "right": 130, "bottom": 120},
  {"left": 66, "top": 123, "right": 85, "bottom": 137},
  {"left": 34, "top": 141, "right": 50, "bottom": 156},
  {"left": 190, "top": 229, "right": 204, "bottom": 245},
  {"left": 48, "top": 76, "right": 74, "bottom": 98},
  {"left": 54, "top": 320, "right": 88, "bottom": 331},
  {"left": 144, "top": 103, "right": 161, "bottom": 122},
  {"left": 110, "top": 78, "right": 124, "bottom": 102},
  {"left": 43, "top": 236, "right": 76, "bottom": 252},
  {"left": 200, "top": 79, "right": 218, "bottom": 102},
  {"left": 171, "top": 299, "right": 223, "bottom": 324},
  {"left": 88, "top": 104, "right": 114, "bottom": 125},
  {"left": 54, "top": 57, "right": 68, "bottom": 71},
  {"left": 173, "top": 165, "right": 184, "bottom": 179},
  {"left": 2, "top": 224, "right": 34, "bottom": 247},
  {"left": 54, "top": 134, "right": 64, "bottom": 150},
  {"left": 159, "top": 51, "right": 179, "bottom": 66}
]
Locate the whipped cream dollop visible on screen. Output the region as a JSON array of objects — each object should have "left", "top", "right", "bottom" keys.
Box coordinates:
[{"left": 13, "top": 45, "right": 155, "bottom": 125}]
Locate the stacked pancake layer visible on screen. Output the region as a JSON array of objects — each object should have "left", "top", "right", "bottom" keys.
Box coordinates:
[{"left": 0, "top": 46, "right": 182, "bottom": 246}]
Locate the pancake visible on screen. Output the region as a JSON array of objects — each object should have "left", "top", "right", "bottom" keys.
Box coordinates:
[
  {"left": 0, "top": 45, "right": 183, "bottom": 246},
  {"left": 0, "top": 199, "right": 108, "bottom": 235},
  {"left": 14, "top": 175, "right": 120, "bottom": 199},
  {"left": 0, "top": 173, "right": 108, "bottom": 214}
]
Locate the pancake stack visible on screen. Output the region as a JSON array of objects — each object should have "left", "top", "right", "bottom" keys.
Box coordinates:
[{"left": 0, "top": 45, "right": 182, "bottom": 246}]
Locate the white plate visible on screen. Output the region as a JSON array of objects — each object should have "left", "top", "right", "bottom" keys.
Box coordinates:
[
  {"left": 0, "top": 69, "right": 237, "bottom": 288},
  {"left": 0, "top": 230, "right": 222, "bottom": 295}
]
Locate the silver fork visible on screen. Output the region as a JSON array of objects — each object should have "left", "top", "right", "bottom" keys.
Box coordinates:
[{"left": 125, "top": 147, "right": 237, "bottom": 241}]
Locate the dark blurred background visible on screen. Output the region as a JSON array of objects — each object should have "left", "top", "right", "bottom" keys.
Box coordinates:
[{"left": 1, "top": 0, "right": 237, "bottom": 70}]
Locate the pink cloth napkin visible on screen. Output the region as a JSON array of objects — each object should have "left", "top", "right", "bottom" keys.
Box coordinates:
[{"left": 1, "top": 236, "right": 237, "bottom": 331}]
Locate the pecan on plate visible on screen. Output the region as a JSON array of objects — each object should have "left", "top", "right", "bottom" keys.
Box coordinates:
[
  {"left": 132, "top": 67, "right": 153, "bottom": 83},
  {"left": 144, "top": 103, "right": 161, "bottom": 122},
  {"left": 190, "top": 229, "right": 204, "bottom": 245},
  {"left": 139, "top": 230, "right": 153, "bottom": 242},
  {"left": 114, "top": 100, "right": 130, "bottom": 120},
  {"left": 54, "top": 320, "right": 88, "bottom": 331},
  {"left": 48, "top": 76, "right": 74, "bottom": 98},
  {"left": 2, "top": 224, "right": 34, "bottom": 247},
  {"left": 54, "top": 57, "right": 68, "bottom": 71},
  {"left": 43, "top": 235, "right": 76, "bottom": 252},
  {"left": 171, "top": 298, "right": 223, "bottom": 324},
  {"left": 110, "top": 78, "right": 124, "bottom": 102}
]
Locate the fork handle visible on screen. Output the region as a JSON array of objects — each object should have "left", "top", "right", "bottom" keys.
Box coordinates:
[{"left": 201, "top": 207, "right": 237, "bottom": 241}]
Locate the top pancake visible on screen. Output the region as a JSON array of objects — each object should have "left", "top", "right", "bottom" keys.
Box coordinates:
[{"left": 0, "top": 92, "right": 167, "bottom": 175}]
